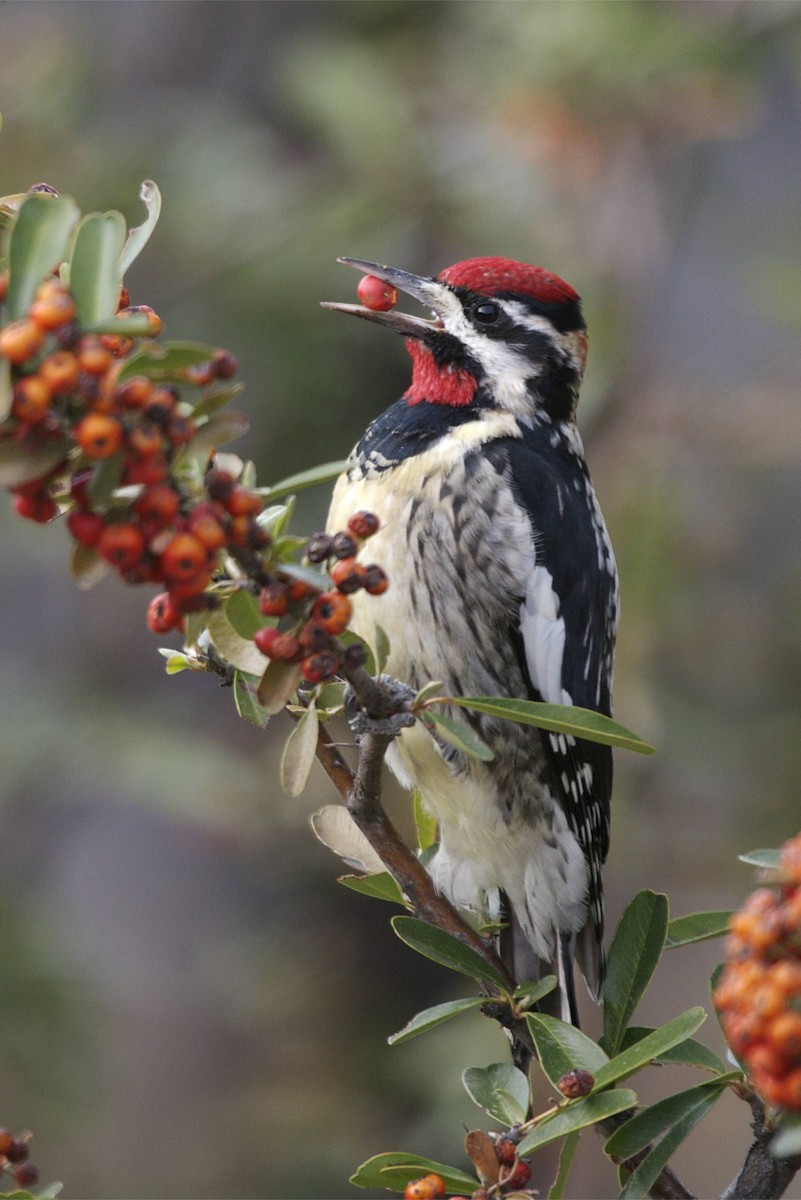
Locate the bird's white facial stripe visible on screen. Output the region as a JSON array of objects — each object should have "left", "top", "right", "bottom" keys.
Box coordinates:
[{"left": 436, "top": 294, "right": 535, "bottom": 415}]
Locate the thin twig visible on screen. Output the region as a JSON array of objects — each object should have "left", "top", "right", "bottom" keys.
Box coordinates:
[{"left": 720, "top": 1092, "right": 801, "bottom": 1200}]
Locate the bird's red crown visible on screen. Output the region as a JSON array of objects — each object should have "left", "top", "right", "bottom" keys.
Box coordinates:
[{"left": 438, "top": 256, "right": 578, "bottom": 305}]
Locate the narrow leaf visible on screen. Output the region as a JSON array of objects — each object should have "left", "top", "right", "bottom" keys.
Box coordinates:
[
  {"left": 69, "top": 210, "right": 126, "bottom": 327},
  {"left": 256, "top": 659, "right": 302, "bottom": 714},
  {"left": 526, "top": 1013, "right": 609, "bottom": 1089},
  {"left": 602, "top": 890, "right": 669, "bottom": 1056},
  {"left": 0, "top": 356, "right": 12, "bottom": 421},
  {"left": 189, "top": 410, "right": 250, "bottom": 456},
  {"left": 191, "top": 382, "right": 245, "bottom": 420},
  {"left": 120, "top": 180, "right": 162, "bottom": 274},
  {"left": 391, "top": 915, "right": 508, "bottom": 990},
  {"left": 549, "top": 1130, "right": 580, "bottom": 1200},
  {"left": 70, "top": 541, "right": 109, "bottom": 589},
  {"left": 373, "top": 623, "right": 391, "bottom": 673},
  {"left": 615, "top": 1088, "right": 723, "bottom": 1199},
  {"left": 414, "top": 681, "right": 446, "bottom": 707},
  {"left": 278, "top": 561, "right": 332, "bottom": 593},
  {"left": 87, "top": 450, "right": 126, "bottom": 507},
  {"left": 739, "top": 848, "right": 780, "bottom": 869},
  {"left": 233, "top": 671, "right": 269, "bottom": 727},
  {"left": 449, "top": 695, "right": 655, "bottom": 754},
  {"left": 604, "top": 1079, "right": 731, "bottom": 1160},
  {"left": 7, "top": 193, "right": 79, "bottom": 318},
  {"left": 462, "top": 1063, "right": 530, "bottom": 1125},
  {"left": 620, "top": 1027, "right": 726, "bottom": 1074},
  {"left": 260, "top": 459, "right": 351, "bottom": 501},
  {"left": 388, "top": 997, "right": 485, "bottom": 1045},
  {"left": 666, "top": 910, "right": 731, "bottom": 948},
  {"left": 350, "top": 1153, "right": 475, "bottom": 1194},
  {"left": 513, "top": 975, "right": 558, "bottom": 1008},
  {"left": 280, "top": 705, "right": 319, "bottom": 797},
  {"left": 338, "top": 872, "right": 407, "bottom": 906},
  {"left": 419, "top": 709, "right": 494, "bottom": 761},
  {"left": 310, "top": 805, "right": 386, "bottom": 875},
  {"left": 117, "top": 340, "right": 221, "bottom": 382},
  {"left": 464, "top": 1130, "right": 500, "bottom": 1185},
  {"left": 413, "top": 788, "right": 438, "bottom": 853},
  {"left": 517, "top": 1090, "right": 637, "bottom": 1157},
  {"left": 594, "top": 1008, "right": 707, "bottom": 1090}
]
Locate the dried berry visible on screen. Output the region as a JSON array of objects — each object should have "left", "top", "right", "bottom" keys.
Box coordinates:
[{"left": 558, "top": 1068, "right": 594, "bottom": 1098}]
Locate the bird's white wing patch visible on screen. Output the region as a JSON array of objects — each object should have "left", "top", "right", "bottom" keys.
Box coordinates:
[{"left": 520, "top": 566, "right": 572, "bottom": 706}]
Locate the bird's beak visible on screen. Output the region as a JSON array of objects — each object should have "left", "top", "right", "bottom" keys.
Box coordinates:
[{"left": 321, "top": 257, "right": 447, "bottom": 339}]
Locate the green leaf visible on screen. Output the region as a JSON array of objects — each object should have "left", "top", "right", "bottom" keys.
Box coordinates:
[
  {"left": 666, "top": 910, "right": 731, "bottom": 948},
  {"left": 338, "top": 872, "right": 407, "bottom": 906},
  {"left": 549, "top": 1130, "right": 580, "bottom": 1200},
  {"left": 7, "top": 193, "right": 80, "bottom": 319},
  {"left": 772, "top": 1119, "right": 801, "bottom": 1158},
  {"left": 279, "top": 705, "right": 319, "bottom": 797},
  {"left": 414, "top": 681, "right": 446, "bottom": 707},
  {"left": 418, "top": 709, "right": 494, "bottom": 761},
  {"left": 517, "top": 1090, "right": 638, "bottom": 1157},
  {"left": 513, "top": 975, "right": 558, "bottom": 1008},
  {"left": 277, "top": 560, "right": 332, "bottom": 593},
  {"left": 310, "top": 805, "right": 386, "bottom": 874},
  {"left": 260, "top": 459, "right": 351, "bottom": 501},
  {"left": 224, "top": 588, "right": 263, "bottom": 640},
  {"left": 604, "top": 1078, "right": 732, "bottom": 1160},
  {"left": 191, "top": 382, "right": 245, "bottom": 420},
  {"left": 610, "top": 1084, "right": 725, "bottom": 1199},
  {"left": 350, "top": 1152, "right": 475, "bottom": 1194},
  {"left": 207, "top": 606, "right": 268, "bottom": 675},
  {"left": 602, "top": 890, "right": 669, "bottom": 1056},
  {"left": 620, "top": 1027, "right": 726, "bottom": 1074},
  {"left": 739, "top": 848, "right": 780, "bottom": 869},
  {"left": 373, "top": 623, "right": 391, "bottom": 673},
  {"left": 117, "top": 340, "right": 221, "bottom": 382},
  {"left": 526, "top": 1013, "right": 609, "bottom": 1089},
  {"left": 391, "top": 915, "right": 508, "bottom": 990},
  {"left": 188, "top": 410, "right": 250, "bottom": 456},
  {"left": 0, "top": 437, "right": 70, "bottom": 489},
  {"left": 448, "top": 696, "right": 656, "bottom": 754},
  {"left": 413, "top": 789, "right": 438, "bottom": 853},
  {"left": 87, "top": 312, "right": 155, "bottom": 337},
  {"left": 388, "top": 996, "right": 485, "bottom": 1045},
  {"left": 87, "top": 450, "right": 126, "bottom": 508},
  {"left": 233, "top": 671, "right": 269, "bottom": 727},
  {"left": 256, "top": 659, "right": 301, "bottom": 714},
  {"left": 594, "top": 1008, "right": 707, "bottom": 1090},
  {"left": 68, "top": 210, "right": 126, "bottom": 328},
  {"left": 120, "top": 180, "right": 162, "bottom": 274},
  {"left": 162, "top": 652, "right": 202, "bottom": 675},
  {"left": 70, "top": 540, "right": 109, "bottom": 590},
  {"left": 462, "top": 1062, "right": 530, "bottom": 1125}
]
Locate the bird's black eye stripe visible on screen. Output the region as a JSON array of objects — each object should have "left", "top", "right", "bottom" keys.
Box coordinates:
[{"left": 471, "top": 301, "right": 500, "bottom": 325}]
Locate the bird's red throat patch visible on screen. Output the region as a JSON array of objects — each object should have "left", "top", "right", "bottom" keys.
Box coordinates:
[{"left": 403, "top": 340, "right": 478, "bottom": 407}]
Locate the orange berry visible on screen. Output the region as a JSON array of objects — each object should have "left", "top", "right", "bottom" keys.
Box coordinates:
[
  {"left": 11, "top": 375, "right": 52, "bottom": 423},
  {"left": 287, "top": 578, "right": 318, "bottom": 603},
  {"left": 331, "top": 557, "right": 368, "bottom": 594},
  {"left": 75, "top": 412, "right": 123, "bottom": 459},
  {"left": 98, "top": 522, "right": 145, "bottom": 570},
  {"left": 299, "top": 622, "right": 329, "bottom": 653},
  {"left": 347, "top": 510, "right": 381, "bottom": 539},
  {"left": 768, "top": 1010, "right": 801, "bottom": 1061},
  {"left": 117, "top": 375, "right": 155, "bottom": 409},
  {"left": 160, "top": 533, "right": 208, "bottom": 582},
  {"left": 403, "top": 1179, "right": 435, "bottom": 1200},
  {"left": 119, "top": 304, "right": 162, "bottom": 336},
  {"left": 259, "top": 583, "right": 289, "bottom": 617},
  {"left": 127, "top": 422, "right": 164, "bottom": 458},
  {"left": 188, "top": 509, "right": 227, "bottom": 552},
  {"left": 77, "top": 335, "right": 114, "bottom": 376},
  {"left": 778, "top": 1067, "right": 801, "bottom": 1110},
  {"left": 0, "top": 318, "right": 45, "bottom": 363},
  {"left": 301, "top": 650, "right": 340, "bottom": 684},
  {"left": 39, "top": 349, "right": 80, "bottom": 394},
  {"left": 29, "top": 287, "right": 76, "bottom": 331},
  {"left": 364, "top": 564, "right": 389, "bottom": 595},
  {"left": 312, "top": 590, "right": 352, "bottom": 635},
  {"left": 225, "top": 486, "right": 263, "bottom": 518}
]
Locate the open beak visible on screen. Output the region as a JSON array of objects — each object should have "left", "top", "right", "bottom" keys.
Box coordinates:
[{"left": 321, "top": 257, "right": 446, "bottom": 339}]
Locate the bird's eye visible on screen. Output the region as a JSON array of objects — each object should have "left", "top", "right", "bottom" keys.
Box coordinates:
[{"left": 472, "top": 301, "right": 500, "bottom": 325}]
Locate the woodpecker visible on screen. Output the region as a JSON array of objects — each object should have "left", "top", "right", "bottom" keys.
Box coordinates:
[{"left": 324, "top": 256, "right": 618, "bottom": 1022}]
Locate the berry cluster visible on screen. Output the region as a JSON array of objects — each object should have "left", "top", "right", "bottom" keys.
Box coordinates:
[
  {"left": 0, "top": 1126, "right": 39, "bottom": 1191},
  {"left": 0, "top": 265, "right": 261, "bottom": 633},
  {"left": 714, "top": 833, "right": 801, "bottom": 1110},
  {"left": 252, "top": 510, "right": 387, "bottom": 685}
]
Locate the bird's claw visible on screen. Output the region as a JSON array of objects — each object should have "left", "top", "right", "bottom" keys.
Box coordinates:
[{"left": 344, "top": 676, "right": 416, "bottom": 737}]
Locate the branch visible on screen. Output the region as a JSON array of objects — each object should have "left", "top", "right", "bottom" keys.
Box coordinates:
[
  {"left": 600, "top": 1110, "right": 696, "bottom": 1200},
  {"left": 721, "top": 1092, "right": 801, "bottom": 1200}
]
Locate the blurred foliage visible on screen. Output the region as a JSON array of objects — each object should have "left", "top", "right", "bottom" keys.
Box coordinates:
[{"left": 0, "top": 1, "right": 800, "bottom": 1197}]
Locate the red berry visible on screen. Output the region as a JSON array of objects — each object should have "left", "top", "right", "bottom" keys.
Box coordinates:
[
  {"left": 364, "top": 564, "right": 389, "bottom": 595},
  {"left": 5, "top": 1138, "right": 29, "bottom": 1164},
  {"left": 147, "top": 592, "right": 183, "bottom": 633},
  {"left": 124, "top": 453, "right": 169, "bottom": 486},
  {"left": 331, "top": 557, "right": 368, "bottom": 593},
  {"left": 12, "top": 490, "right": 56, "bottom": 523},
  {"left": 259, "top": 583, "right": 289, "bottom": 617},
  {"left": 225, "top": 486, "right": 262, "bottom": 518},
  {"left": 299, "top": 622, "right": 329, "bottom": 653},
  {"left": 205, "top": 468, "right": 235, "bottom": 502},
  {"left": 212, "top": 350, "right": 238, "bottom": 378},
  {"left": 98, "top": 523, "right": 145, "bottom": 571},
  {"left": 504, "top": 1160, "right": 532, "bottom": 1190},
  {"left": 69, "top": 469, "right": 94, "bottom": 508},
  {"left": 301, "top": 650, "right": 340, "bottom": 684},
  {"left": 188, "top": 508, "right": 227, "bottom": 552},
  {"left": 357, "top": 274, "right": 398, "bottom": 312},
  {"left": 312, "top": 590, "right": 352, "bottom": 635},
  {"left": 14, "top": 1161, "right": 39, "bottom": 1188},
  {"left": 254, "top": 627, "right": 300, "bottom": 661},
  {"left": 347, "top": 510, "right": 381, "bottom": 539},
  {"left": 67, "top": 509, "right": 105, "bottom": 548},
  {"left": 495, "top": 1136, "right": 518, "bottom": 1166},
  {"left": 117, "top": 375, "right": 154, "bottom": 409},
  {"left": 135, "top": 484, "right": 180, "bottom": 529}
]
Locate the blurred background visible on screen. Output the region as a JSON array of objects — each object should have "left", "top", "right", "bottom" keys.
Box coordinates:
[{"left": 0, "top": 1, "right": 800, "bottom": 1196}]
